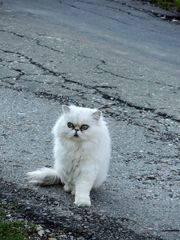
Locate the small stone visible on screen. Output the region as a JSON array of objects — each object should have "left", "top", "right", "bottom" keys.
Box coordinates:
[
  {"left": 38, "top": 229, "right": 45, "bottom": 237},
  {"left": 37, "top": 225, "right": 45, "bottom": 237}
]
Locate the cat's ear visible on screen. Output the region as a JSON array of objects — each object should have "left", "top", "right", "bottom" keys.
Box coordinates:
[
  {"left": 62, "top": 105, "right": 71, "bottom": 113},
  {"left": 92, "top": 110, "right": 101, "bottom": 121}
]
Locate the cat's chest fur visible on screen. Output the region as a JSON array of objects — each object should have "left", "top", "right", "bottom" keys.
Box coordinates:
[{"left": 61, "top": 142, "right": 89, "bottom": 184}]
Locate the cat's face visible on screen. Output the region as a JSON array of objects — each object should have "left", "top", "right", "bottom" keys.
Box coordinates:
[{"left": 60, "top": 105, "right": 101, "bottom": 141}]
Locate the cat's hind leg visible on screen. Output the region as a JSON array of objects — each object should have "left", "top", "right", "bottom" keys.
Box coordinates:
[{"left": 27, "top": 167, "right": 61, "bottom": 186}]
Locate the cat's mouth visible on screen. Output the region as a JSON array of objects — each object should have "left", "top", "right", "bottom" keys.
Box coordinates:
[
  {"left": 74, "top": 133, "right": 79, "bottom": 138},
  {"left": 72, "top": 132, "right": 82, "bottom": 141}
]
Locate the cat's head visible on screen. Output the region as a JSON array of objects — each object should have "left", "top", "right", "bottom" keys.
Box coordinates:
[{"left": 58, "top": 105, "right": 102, "bottom": 141}]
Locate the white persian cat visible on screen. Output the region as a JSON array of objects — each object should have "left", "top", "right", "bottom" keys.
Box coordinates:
[{"left": 27, "top": 105, "right": 111, "bottom": 206}]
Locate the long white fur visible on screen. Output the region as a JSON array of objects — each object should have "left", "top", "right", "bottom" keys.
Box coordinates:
[
  {"left": 27, "top": 167, "right": 60, "bottom": 185},
  {"left": 27, "top": 105, "right": 111, "bottom": 206}
]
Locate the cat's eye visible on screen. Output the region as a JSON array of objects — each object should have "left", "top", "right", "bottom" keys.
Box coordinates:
[
  {"left": 67, "top": 122, "right": 74, "bottom": 129},
  {"left": 80, "top": 124, "right": 89, "bottom": 131}
]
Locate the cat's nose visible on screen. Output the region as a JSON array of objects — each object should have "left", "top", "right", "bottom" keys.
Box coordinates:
[
  {"left": 74, "top": 128, "right": 80, "bottom": 137},
  {"left": 74, "top": 131, "right": 79, "bottom": 137}
]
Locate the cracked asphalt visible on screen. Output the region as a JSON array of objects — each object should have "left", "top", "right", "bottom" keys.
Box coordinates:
[{"left": 0, "top": 0, "right": 180, "bottom": 239}]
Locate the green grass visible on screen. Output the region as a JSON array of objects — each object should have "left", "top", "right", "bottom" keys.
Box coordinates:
[
  {"left": 0, "top": 204, "right": 37, "bottom": 240},
  {"left": 0, "top": 221, "right": 28, "bottom": 240},
  {"left": 0, "top": 203, "right": 66, "bottom": 239},
  {"left": 0, "top": 221, "right": 27, "bottom": 240},
  {"left": 0, "top": 207, "right": 6, "bottom": 218},
  {"left": 0, "top": 221, "right": 37, "bottom": 240},
  {"left": 149, "top": 0, "right": 180, "bottom": 10}
]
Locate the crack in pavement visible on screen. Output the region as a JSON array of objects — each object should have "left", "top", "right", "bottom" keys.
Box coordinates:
[
  {"left": 0, "top": 81, "right": 76, "bottom": 105},
  {"left": 95, "top": 63, "right": 140, "bottom": 81},
  {"left": 0, "top": 48, "right": 63, "bottom": 76},
  {"left": 105, "top": 0, "right": 180, "bottom": 22},
  {"left": 3, "top": 76, "right": 178, "bottom": 146},
  {"left": 58, "top": 0, "right": 130, "bottom": 25},
  {"left": 0, "top": 47, "right": 179, "bottom": 124},
  {"left": 59, "top": 0, "right": 180, "bottom": 24},
  {"left": 0, "top": 29, "right": 64, "bottom": 55},
  {"left": 0, "top": 29, "right": 107, "bottom": 72},
  {"left": 0, "top": 29, "right": 25, "bottom": 38},
  {"left": 10, "top": 68, "right": 25, "bottom": 80},
  {"left": 60, "top": 0, "right": 147, "bottom": 20},
  {"left": 1, "top": 28, "right": 178, "bottom": 91},
  {"left": 35, "top": 39, "right": 64, "bottom": 54},
  {"left": 95, "top": 63, "right": 179, "bottom": 90}
]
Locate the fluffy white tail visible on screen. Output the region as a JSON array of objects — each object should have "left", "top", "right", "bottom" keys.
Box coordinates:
[{"left": 27, "top": 167, "right": 61, "bottom": 186}]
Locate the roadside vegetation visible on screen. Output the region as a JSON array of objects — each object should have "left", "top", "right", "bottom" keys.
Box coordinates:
[
  {"left": 0, "top": 203, "right": 37, "bottom": 240},
  {"left": 0, "top": 221, "right": 36, "bottom": 240},
  {"left": 0, "top": 202, "right": 71, "bottom": 240},
  {"left": 148, "top": 0, "right": 180, "bottom": 11}
]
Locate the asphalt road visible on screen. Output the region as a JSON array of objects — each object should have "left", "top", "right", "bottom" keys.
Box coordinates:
[{"left": 0, "top": 0, "right": 180, "bottom": 239}]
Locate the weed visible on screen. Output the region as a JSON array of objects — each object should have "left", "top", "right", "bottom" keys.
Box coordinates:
[
  {"left": 149, "top": 0, "right": 180, "bottom": 10},
  {"left": 0, "top": 210, "right": 37, "bottom": 240},
  {"left": 0, "top": 221, "right": 28, "bottom": 240},
  {"left": 0, "top": 206, "right": 6, "bottom": 218}
]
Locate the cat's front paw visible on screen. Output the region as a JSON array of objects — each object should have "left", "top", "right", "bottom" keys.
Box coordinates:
[{"left": 74, "top": 196, "right": 91, "bottom": 207}]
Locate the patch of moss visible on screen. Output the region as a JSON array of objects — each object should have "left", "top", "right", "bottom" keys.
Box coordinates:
[
  {"left": 149, "top": 0, "right": 180, "bottom": 11},
  {"left": 0, "top": 202, "right": 38, "bottom": 239},
  {"left": 0, "top": 220, "right": 37, "bottom": 240},
  {"left": 0, "top": 221, "right": 27, "bottom": 240},
  {"left": 0, "top": 206, "right": 6, "bottom": 218}
]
